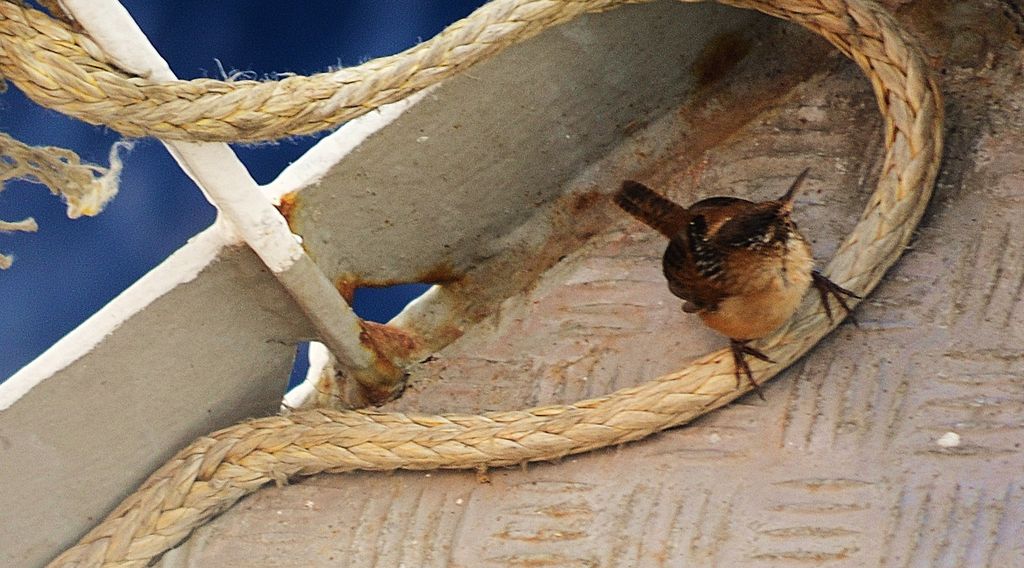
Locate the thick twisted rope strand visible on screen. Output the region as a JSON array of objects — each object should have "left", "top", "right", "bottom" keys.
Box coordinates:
[
  {"left": 31, "top": 0, "right": 942, "bottom": 566},
  {"left": 0, "top": 0, "right": 630, "bottom": 142}
]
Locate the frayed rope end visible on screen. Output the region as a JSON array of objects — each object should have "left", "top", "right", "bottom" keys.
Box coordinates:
[{"left": 64, "top": 140, "right": 135, "bottom": 219}]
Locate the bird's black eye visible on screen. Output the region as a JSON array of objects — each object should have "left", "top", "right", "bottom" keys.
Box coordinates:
[{"left": 688, "top": 215, "right": 708, "bottom": 236}]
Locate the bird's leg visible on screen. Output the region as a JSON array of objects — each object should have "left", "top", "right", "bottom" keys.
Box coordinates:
[
  {"left": 811, "top": 270, "right": 861, "bottom": 325},
  {"left": 730, "top": 339, "right": 774, "bottom": 401}
]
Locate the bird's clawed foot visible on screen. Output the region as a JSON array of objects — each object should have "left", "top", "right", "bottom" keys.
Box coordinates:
[
  {"left": 730, "top": 339, "right": 774, "bottom": 401},
  {"left": 811, "top": 270, "right": 861, "bottom": 326}
]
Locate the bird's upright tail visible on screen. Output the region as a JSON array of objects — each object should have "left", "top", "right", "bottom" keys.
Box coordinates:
[{"left": 614, "top": 180, "right": 688, "bottom": 238}]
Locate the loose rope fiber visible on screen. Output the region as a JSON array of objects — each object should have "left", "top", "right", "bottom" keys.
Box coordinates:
[
  {"left": 0, "top": 133, "right": 129, "bottom": 268},
  {"left": 0, "top": 0, "right": 943, "bottom": 566},
  {"left": 0, "top": 133, "right": 130, "bottom": 217}
]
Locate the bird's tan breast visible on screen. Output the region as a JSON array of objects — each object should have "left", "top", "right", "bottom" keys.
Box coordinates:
[{"left": 699, "top": 237, "right": 814, "bottom": 340}]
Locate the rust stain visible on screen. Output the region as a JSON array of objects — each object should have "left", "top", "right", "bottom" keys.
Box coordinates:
[
  {"left": 330, "top": 260, "right": 463, "bottom": 318},
  {"left": 275, "top": 190, "right": 300, "bottom": 225},
  {"left": 548, "top": 189, "right": 613, "bottom": 244},
  {"left": 334, "top": 277, "right": 357, "bottom": 305},
  {"left": 352, "top": 321, "right": 423, "bottom": 405},
  {"left": 487, "top": 555, "right": 594, "bottom": 568},
  {"left": 360, "top": 321, "right": 421, "bottom": 361},
  {"left": 340, "top": 262, "right": 463, "bottom": 291},
  {"left": 416, "top": 262, "right": 461, "bottom": 285},
  {"left": 751, "top": 547, "right": 857, "bottom": 562},
  {"left": 691, "top": 31, "right": 752, "bottom": 89},
  {"left": 328, "top": 263, "right": 467, "bottom": 370},
  {"left": 350, "top": 343, "right": 411, "bottom": 406},
  {"left": 534, "top": 503, "right": 594, "bottom": 520},
  {"left": 493, "top": 528, "right": 587, "bottom": 543},
  {"left": 567, "top": 189, "right": 605, "bottom": 215},
  {"left": 359, "top": 380, "right": 402, "bottom": 407}
]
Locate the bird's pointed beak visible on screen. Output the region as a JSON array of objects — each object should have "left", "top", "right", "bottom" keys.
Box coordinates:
[{"left": 779, "top": 167, "right": 810, "bottom": 214}]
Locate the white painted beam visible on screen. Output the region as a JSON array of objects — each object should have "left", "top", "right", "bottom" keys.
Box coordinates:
[{"left": 59, "top": 0, "right": 404, "bottom": 397}]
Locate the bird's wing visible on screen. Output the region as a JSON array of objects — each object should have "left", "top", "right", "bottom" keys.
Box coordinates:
[
  {"left": 614, "top": 180, "right": 689, "bottom": 238},
  {"left": 662, "top": 215, "right": 728, "bottom": 311}
]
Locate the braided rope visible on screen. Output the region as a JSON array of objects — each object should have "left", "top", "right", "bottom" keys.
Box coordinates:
[
  {"left": 0, "top": 0, "right": 632, "bottom": 142},
  {"left": 3, "top": 0, "right": 942, "bottom": 566}
]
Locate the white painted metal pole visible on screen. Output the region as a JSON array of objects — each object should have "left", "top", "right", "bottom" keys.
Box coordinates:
[{"left": 59, "top": 0, "right": 403, "bottom": 401}]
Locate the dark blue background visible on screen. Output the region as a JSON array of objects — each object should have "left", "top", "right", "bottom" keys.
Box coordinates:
[{"left": 0, "top": 2, "right": 486, "bottom": 383}]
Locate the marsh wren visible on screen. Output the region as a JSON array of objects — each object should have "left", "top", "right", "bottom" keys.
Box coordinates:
[{"left": 614, "top": 169, "right": 858, "bottom": 398}]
